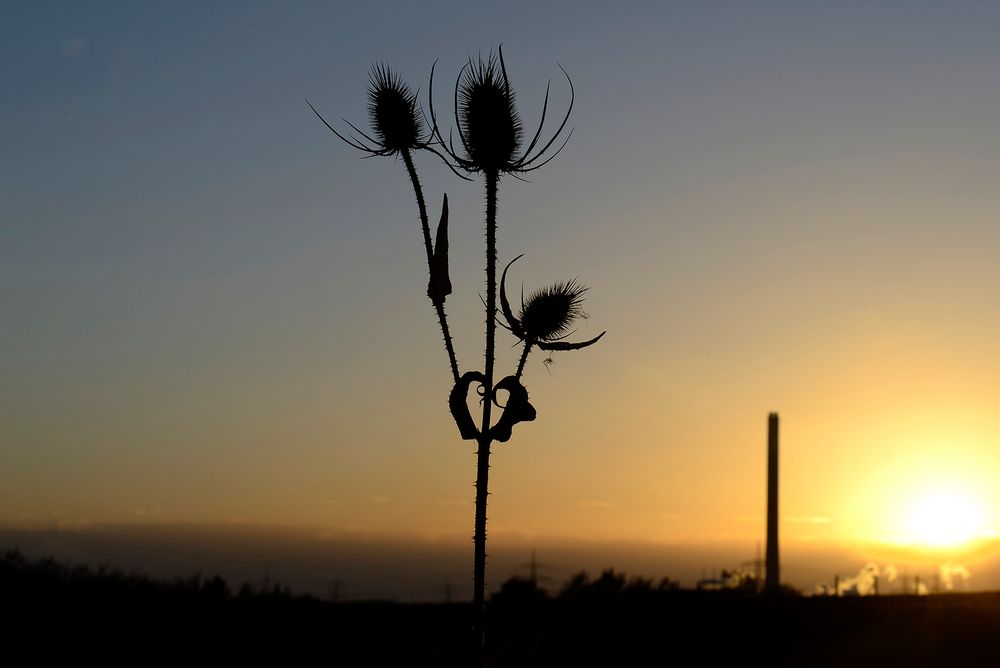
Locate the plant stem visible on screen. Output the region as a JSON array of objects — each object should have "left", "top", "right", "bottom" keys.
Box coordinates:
[
  {"left": 472, "top": 434, "right": 491, "bottom": 653},
  {"left": 515, "top": 342, "right": 533, "bottom": 380},
  {"left": 472, "top": 169, "right": 499, "bottom": 651},
  {"left": 402, "top": 149, "right": 460, "bottom": 384}
]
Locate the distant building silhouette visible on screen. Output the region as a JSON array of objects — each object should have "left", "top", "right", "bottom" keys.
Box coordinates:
[
  {"left": 740, "top": 541, "right": 764, "bottom": 593},
  {"left": 765, "top": 412, "right": 780, "bottom": 594}
]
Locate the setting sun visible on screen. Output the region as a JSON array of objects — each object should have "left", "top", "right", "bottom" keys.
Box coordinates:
[{"left": 906, "top": 492, "right": 985, "bottom": 548}]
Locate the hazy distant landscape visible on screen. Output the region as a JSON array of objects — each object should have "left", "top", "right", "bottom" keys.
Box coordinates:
[{"left": 3, "top": 522, "right": 997, "bottom": 601}]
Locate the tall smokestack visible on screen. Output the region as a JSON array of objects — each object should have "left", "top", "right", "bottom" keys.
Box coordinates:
[{"left": 765, "top": 412, "right": 780, "bottom": 594}]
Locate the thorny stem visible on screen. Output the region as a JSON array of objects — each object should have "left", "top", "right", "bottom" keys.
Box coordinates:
[
  {"left": 472, "top": 168, "right": 499, "bottom": 652},
  {"left": 472, "top": 435, "right": 491, "bottom": 654},
  {"left": 515, "top": 342, "right": 533, "bottom": 380},
  {"left": 401, "top": 149, "right": 460, "bottom": 384}
]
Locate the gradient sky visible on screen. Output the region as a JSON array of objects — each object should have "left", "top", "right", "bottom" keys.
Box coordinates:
[{"left": 4, "top": 1, "right": 1000, "bottom": 571}]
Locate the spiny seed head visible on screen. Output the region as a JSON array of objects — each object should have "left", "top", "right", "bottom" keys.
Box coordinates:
[
  {"left": 519, "top": 280, "right": 588, "bottom": 342},
  {"left": 458, "top": 53, "right": 522, "bottom": 172},
  {"left": 429, "top": 46, "right": 575, "bottom": 177},
  {"left": 367, "top": 64, "right": 423, "bottom": 154}
]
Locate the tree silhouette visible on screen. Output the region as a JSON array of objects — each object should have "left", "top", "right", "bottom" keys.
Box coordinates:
[{"left": 311, "top": 46, "right": 604, "bottom": 655}]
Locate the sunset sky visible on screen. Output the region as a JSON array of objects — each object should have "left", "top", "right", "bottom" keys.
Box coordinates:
[{"left": 4, "top": 2, "right": 1000, "bottom": 589}]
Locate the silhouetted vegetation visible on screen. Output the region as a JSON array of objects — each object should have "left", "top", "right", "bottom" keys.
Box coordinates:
[
  {"left": 8, "top": 551, "right": 1000, "bottom": 665},
  {"left": 1, "top": 550, "right": 469, "bottom": 663},
  {"left": 1, "top": 548, "right": 236, "bottom": 602},
  {"left": 557, "top": 568, "right": 680, "bottom": 602}
]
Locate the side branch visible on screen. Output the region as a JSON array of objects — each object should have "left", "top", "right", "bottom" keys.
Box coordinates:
[
  {"left": 515, "top": 342, "right": 533, "bottom": 380},
  {"left": 402, "top": 150, "right": 460, "bottom": 383}
]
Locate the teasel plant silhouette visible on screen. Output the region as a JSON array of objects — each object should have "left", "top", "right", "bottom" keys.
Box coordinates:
[{"left": 312, "top": 48, "right": 602, "bottom": 653}]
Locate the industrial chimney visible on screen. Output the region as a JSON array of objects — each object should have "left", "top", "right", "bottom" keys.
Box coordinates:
[{"left": 765, "top": 412, "right": 780, "bottom": 594}]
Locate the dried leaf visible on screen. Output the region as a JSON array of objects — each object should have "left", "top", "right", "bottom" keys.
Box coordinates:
[
  {"left": 427, "top": 194, "right": 452, "bottom": 303},
  {"left": 449, "top": 371, "right": 484, "bottom": 440},
  {"left": 488, "top": 376, "right": 536, "bottom": 443}
]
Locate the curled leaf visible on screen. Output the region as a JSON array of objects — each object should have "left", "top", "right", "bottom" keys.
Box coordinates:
[
  {"left": 488, "top": 376, "right": 536, "bottom": 443},
  {"left": 449, "top": 371, "right": 485, "bottom": 440},
  {"left": 536, "top": 330, "right": 606, "bottom": 352}
]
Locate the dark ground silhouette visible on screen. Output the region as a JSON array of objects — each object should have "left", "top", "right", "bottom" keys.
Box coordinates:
[{"left": 4, "top": 551, "right": 1000, "bottom": 665}]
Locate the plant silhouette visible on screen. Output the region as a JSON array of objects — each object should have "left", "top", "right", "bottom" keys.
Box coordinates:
[{"left": 312, "top": 46, "right": 604, "bottom": 654}]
